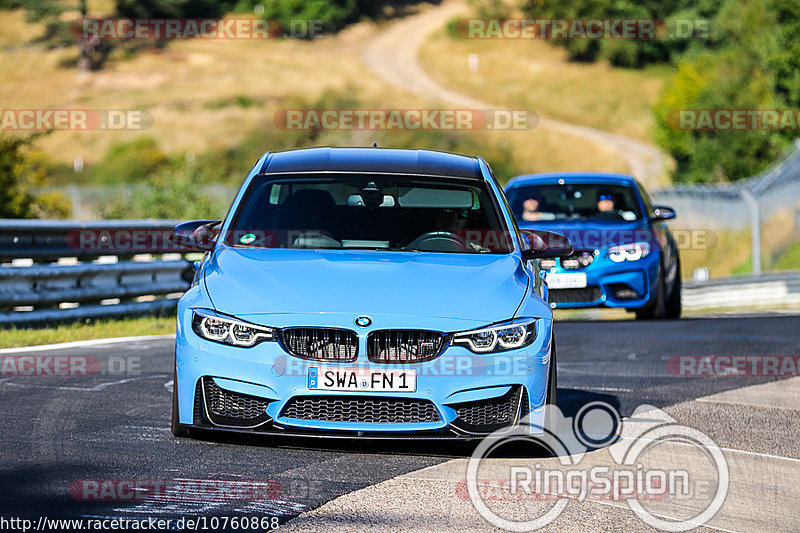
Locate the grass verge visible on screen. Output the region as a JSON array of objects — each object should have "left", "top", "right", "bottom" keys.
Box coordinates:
[
  {"left": 773, "top": 239, "right": 800, "bottom": 271},
  {"left": 1, "top": 7, "right": 646, "bottom": 182},
  {"left": 0, "top": 316, "right": 175, "bottom": 349},
  {"left": 419, "top": 23, "right": 671, "bottom": 144}
]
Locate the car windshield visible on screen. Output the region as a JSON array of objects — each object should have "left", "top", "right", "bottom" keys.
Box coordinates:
[
  {"left": 506, "top": 183, "right": 642, "bottom": 223},
  {"left": 225, "top": 173, "right": 513, "bottom": 253}
]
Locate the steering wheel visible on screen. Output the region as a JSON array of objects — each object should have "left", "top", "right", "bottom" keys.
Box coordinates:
[
  {"left": 405, "top": 231, "right": 468, "bottom": 252},
  {"left": 595, "top": 210, "right": 625, "bottom": 220}
]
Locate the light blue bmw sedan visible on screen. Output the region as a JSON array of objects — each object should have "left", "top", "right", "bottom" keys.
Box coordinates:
[{"left": 170, "top": 147, "right": 571, "bottom": 439}]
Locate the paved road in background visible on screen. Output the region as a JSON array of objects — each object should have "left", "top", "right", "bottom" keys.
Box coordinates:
[
  {"left": 1, "top": 315, "right": 798, "bottom": 530},
  {"left": 362, "top": 0, "right": 669, "bottom": 187}
]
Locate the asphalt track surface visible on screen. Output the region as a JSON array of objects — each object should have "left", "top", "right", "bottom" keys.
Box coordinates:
[{"left": 1, "top": 314, "right": 798, "bottom": 531}]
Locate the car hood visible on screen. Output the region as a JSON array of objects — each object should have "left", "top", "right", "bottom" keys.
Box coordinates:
[
  {"left": 203, "top": 247, "right": 530, "bottom": 326},
  {"left": 518, "top": 220, "right": 653, "bottom": 250}
]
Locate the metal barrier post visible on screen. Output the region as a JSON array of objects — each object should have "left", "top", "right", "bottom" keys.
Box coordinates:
[{"left": 740, "top": 189, "right": 761, "bottom": 276}]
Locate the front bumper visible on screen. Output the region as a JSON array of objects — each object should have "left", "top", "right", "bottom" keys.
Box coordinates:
[
  {"left": 546, "top": 251, "right": 659, "bottom": 310},
  {"left": 175, "top": 298, "right": 553, "bottom": 438}
]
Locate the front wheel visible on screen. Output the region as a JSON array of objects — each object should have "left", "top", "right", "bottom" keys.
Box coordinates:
[
  {"left": 543, "top": 335, "right": 558, "bottom": 432},
  {"left": 546, "top": 338, "right": 558, "bottom": 408},
  {"left": 665, "top": 257, "right": 682, "bottom": 319},
  {"left": 636, "top": 263, "right": 666, "bottom": 320}
]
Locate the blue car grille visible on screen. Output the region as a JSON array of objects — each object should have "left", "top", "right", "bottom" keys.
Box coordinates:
[
  {"left": 549, "top": 287, "right": 602, "bottom": 304},
  {"left": 367, "top": 330, "right": 445, "bottom": 363},
  {"left": 280, "top": 328, "right": 358, "bottom": 362},
  {"left": 281, "top": 396, "right": 441, "bottom": 424}
]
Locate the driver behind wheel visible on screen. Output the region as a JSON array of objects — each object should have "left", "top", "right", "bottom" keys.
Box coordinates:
[
  {"left": 434, "top": 208, "right": 469, "bottom": 234},
  {"left": 432, "top": 208, "right": 487, "bottom": 252}
]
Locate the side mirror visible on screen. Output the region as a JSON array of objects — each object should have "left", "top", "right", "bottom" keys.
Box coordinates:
[
  {"left": 170, "top": 220, "right": 221, "bottom": 251},
  {"left": 651, "top": 205, "right": 676, "bottom": 221},
  {"left": 520, "top": 229, "right": 572, "bottom": 261}
]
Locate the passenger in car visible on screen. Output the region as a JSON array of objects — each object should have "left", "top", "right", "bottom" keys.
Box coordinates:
[
  {"left": 522, "top": 195, "right": 545, "bottom": 221},
  {"left": 597, "top": 193, "right": 616, "bottom": 213}
]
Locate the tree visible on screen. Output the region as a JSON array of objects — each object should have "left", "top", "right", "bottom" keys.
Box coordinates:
[
  {"left": 521, "top": 0, "right": 723, "bottom": 68},
  {"left": 654, "top": 0, "right": 800, "bottom": 182},
  {"left": 0, "top": 135, "right": 52, "bottom": 218}
]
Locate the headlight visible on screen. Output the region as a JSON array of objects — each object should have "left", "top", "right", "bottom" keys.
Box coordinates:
[
  {"left": 451, "top": 318, "right": 537, "bottom": 354},
  {"left": 191, "top": 309, "right": 275, "bottom": 348},
  {"left": 608, "top": 242, "right": 650, "bottom": 262}
]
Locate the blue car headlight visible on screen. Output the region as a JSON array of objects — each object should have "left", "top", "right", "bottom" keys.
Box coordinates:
[
  {"left": 608, "top": 242, "right": 650, "bottom": 262},
  {"left": 191, "top": 309, "right": 275, "bottom": 348},
  {"left": 451, "top": 318, "right": 537, "bottom": 354}
]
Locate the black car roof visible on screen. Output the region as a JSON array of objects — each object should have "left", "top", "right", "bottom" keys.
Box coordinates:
[{"left": 260, "top": 147, "right": 482, "bottom": 179}]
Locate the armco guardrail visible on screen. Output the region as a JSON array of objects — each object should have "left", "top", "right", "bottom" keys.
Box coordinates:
[
  {"left": 682, "top": 272, "right": 800, "bottom": 311},
  {"left": 1, "top": 220, "right": 797, "bottom": 326},
  {"left": 0, "top": 219, "right": 194, "bottom": 327},
  {"left": 0, "top": 219, "right": 185, "bottom": 260}
]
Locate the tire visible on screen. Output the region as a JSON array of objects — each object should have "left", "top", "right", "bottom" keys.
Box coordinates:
[
  {"left": 546, "top": 338, "right": 558, "bottom": 408},
  {"left": 636, "top": 262, "right": 666, "bottom": 320},
  {"left": 665, "top": 257, "right": 682, "bottom": 319},
  {"left": 171, "top": 360, "right": 191, "bottom": 438},
  {"left": 543, "top": 336, "right": 558, "bottom": 434}
]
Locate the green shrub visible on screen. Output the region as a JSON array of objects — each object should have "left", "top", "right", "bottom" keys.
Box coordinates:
[
  {"left": 653, "top": 0, "right": 800, "bottom": 182},
  {"left": 114, "top": 0, "right": 237, "bottom": 18},
  {"left": 520, "top": 0, "right": 721, "bottom": 68},
  {"left": 0, "top": 133, "right": 71, "bottom": 219},
  {"left": 257, "top": 0, "right": 358, "bottom": 35},
  {"left": 99, "top": 165, "right": 227, "bottom": 219},
  {"left": 88, "top": 137, "right": 169, "bottom": 184}
]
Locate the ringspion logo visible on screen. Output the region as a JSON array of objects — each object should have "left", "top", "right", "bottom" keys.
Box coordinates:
[{"left": 465, "top": 403, "right": 728, "bottom": 531}]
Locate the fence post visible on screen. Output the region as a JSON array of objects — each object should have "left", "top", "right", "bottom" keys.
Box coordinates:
[
  {"left": 795, "top": 203, "right": 800, "bottom": 239},
  {"left": 740, "top": 189, "right": 761, "bottom": 276},
  {"left": 69, "top": 186, "right": 82, "bottom": 221}
]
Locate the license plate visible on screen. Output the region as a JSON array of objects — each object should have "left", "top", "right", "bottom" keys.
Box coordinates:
[
  {"left": 308, "top": 367, "right": 416, "bottom": 392},
  {"left": 546, "top": 272, "right": 587, "bottom": 289}
]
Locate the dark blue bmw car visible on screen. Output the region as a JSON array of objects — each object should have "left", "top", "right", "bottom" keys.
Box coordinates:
[{"left": 505, "top": 172, "right": 681, "bottom": 319}]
